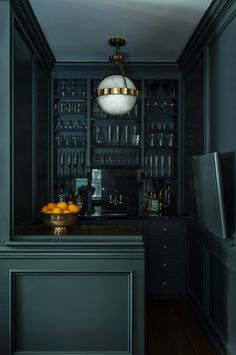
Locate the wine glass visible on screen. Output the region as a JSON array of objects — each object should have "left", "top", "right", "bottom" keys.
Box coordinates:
[
  {"left": 67, "top": 152, "right": 71, "bottom": 176},
  {"left": 73, "top": 152, "right": 78, "bottom": 175},
  {"left": 60, "top": 80, "right": 68, "bottom": 96},
  {"left": 59, "top": 153, "right": 65, "bottom": 176}
]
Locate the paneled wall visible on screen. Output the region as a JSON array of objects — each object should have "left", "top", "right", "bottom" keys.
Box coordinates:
[
  {"left": 183, "top": 54, "right": 205, "bottom": 215},
  {"left": 181, "top": 0, "right": 236, "bottom": 236}
]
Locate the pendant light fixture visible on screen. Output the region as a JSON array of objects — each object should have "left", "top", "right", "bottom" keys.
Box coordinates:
[{"left": 94, "top": 37, "right": 139, "bottom": 116}]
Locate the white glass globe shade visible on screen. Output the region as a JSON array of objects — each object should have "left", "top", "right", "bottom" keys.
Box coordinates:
[{"left": 97, "top": 75, "right": 137, "bottom": 116}]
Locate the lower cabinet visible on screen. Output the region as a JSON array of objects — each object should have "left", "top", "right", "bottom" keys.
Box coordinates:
[
  {"left": 0, "top": 241, "right": 144, "bottom": 355},
  {"left": 208, "top": 251, "right": 236, "bottom": 355},
  {"left": 187, "top": 222, "right": 236, "bottom": 355},
  {"left": 146, "top": 220, "right": 186, "bottom": 297}
]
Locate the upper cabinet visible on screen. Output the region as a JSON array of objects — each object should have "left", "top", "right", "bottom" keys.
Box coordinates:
[{"left": 52, "top": 67, "right": 181, "bottom": 217}]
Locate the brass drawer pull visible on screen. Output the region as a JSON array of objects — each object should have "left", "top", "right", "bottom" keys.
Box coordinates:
[
  {"left": 163, "top": 263, "right": 167, "bottom": 268},
  {"left": 162, "top": 281, "right": 167, "bottom": 286},
  {"left": 162, "top": 226, "right": 167, "bottom": 232},
  {"left": 163, "top": 245, "right": 167, "bottom": 249}
]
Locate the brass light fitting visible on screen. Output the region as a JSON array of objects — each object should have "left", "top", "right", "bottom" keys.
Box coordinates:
[{"left": 94, "top": 37, "right": 139, "bottom": 98}]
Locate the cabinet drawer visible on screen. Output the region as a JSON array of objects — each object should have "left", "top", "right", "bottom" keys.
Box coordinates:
[
  {"left": 150, "top": 258, "right": 183, "bottom": 274},
  {"left": 148, "top": 220, "right": 185, "bottom": 238},
  {"left": 149, "top": 238, "right": 184, "bottom": 257},
  {"left": 150, "top": 275, "right": 183, "bottom": 294}
]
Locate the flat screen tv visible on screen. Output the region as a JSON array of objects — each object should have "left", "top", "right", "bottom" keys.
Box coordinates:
[{"left": 192, "top": 152, "right": 227, "bottom": 239}]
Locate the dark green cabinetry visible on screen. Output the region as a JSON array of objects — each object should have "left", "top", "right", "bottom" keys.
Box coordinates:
[
  {"left": 13, "top": 21, "right": 51, "bottom": 231},
  {"left": 13, "top": 26, "right": 34, "bottom": 228},
  {"left": 146, "top": 220, "right": 185, "bottom": 297},
  {"left": 52, "top": 68, "right": 181, "bottom": 217},
  {"left": 0, "top": 229, "right": 145, "bottom": 355},
  {"left": 187, "top": 222, "right": 236, "bottom": 355}
]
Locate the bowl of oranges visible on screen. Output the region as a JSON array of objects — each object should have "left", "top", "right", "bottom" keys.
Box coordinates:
[{"left": 41, "top": 202, "right": 80, "bottom": 235}]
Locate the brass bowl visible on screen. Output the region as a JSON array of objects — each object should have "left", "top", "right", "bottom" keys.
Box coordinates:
[{"left": 41, "top": 212, "right": 79, "bottom": 235}]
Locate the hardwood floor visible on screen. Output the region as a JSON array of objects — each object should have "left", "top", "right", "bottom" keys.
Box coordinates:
[{"left": 145, "top": 300, "right": 218, "bottom": 355}]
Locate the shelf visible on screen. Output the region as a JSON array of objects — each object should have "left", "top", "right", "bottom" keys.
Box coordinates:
[
  {"left": 54, "top": 112, "right": 87, "bottom": 115},
  {"left": 145, "top": 146, "right": 177, "bottom": 150},
  {"left": 91, "top": 116, "right": 140, "bottom": 121},
  {"left": 54, "top": 95, "right": 87, "bottom": 99},
  {"left": 144, "top": 175, "right": 176, "bottom": 179},
  {"left": 92, "top": 145, "right": 140, "bottom": 149},
  {"left": 55, "top": 145, "right": 87, "bottom": 148},
  {"left": 55, "top": 175, "right": 87, "bottom": 179},
  {"left": 92, "top": 165, "right": 140, "bottom": 169},
  {"left": 145, "top": 95, "right": 178, "bottom": 100},
  {"left": 55, "top": 129, "right": 87, "bottom": 132},
  {"left": 145, "top": 112, "right": 177, "bottom": 116}
]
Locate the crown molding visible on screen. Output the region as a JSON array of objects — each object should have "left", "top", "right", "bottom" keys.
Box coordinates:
[
  {"left": 11, "top": 0, "right": 55, "bottom": 71},
  {"left": 178, "top": 0, "right": 235, "bottom": 71}
]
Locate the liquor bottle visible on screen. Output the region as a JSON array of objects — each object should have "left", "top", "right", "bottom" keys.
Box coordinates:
[
  {"left": 75, "top": 189, "right": 83, "bottom": 209},
  {"left": 147, "top": 192, "right": 153, "bottom": 215},
  {"left": 166, "top": 185, "right": 173, "bottom": 216},
  {"left": 158, "top": 189, "right": 165, "bottom": 216},
  {"left": 67, "top": 189, "right": 75, "bottom": 204},
  {"left": 57, "top": 185, "right": 66, "bottom": 202},
  {"left": 151, "top": 192, "right": 159, "bottom": 215}
]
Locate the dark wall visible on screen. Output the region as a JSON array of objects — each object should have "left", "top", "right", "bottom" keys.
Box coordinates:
[
  {"left": 0, "top": 1, "right": 11, "bottom": 243},
  {"left": 208, "top": 14, "right": 236, "bottom": 234},
  {"left": 209, "top": 16, "right": 236, "bottom": 153},
  {"left": 36, "top": 64, "right": 50, "bottom": 211},
  {"left": 182, "top": 1, "right": 236, "bottom": 236},
  {"left": 14, "top": 26, "right": 33, "bottom": 228},
  {"left": 13, "top": 24, "right": 50, "bottom": 230},
  {"left": 184, "top": 55, "right": 205, "bottom": 215}
]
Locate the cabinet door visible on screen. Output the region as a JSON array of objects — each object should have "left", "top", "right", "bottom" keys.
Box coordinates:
[
  {"left": 187, "top": 236, "right": 204, "bottom": 311},
  {"left": 208, "top": 252, "right": 236, "bottom": 354}
]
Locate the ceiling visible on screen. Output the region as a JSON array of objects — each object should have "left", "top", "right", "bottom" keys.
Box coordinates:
[{"left": 29, "top": 0, "right": 213, "bottom": 63}]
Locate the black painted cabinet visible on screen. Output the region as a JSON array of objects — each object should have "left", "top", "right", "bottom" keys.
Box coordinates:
[{"left": 146, "top": 220, "right": 185, "bottom": 297}]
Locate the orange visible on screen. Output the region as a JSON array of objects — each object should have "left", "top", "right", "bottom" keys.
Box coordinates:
[
  {"left": 41, "top": 205, "right": 48, "bottom": 213},
  {"left": 57, "top": 201, "right": 68, "bottom": 210},
  {"left": 63, "top": 209, "right": 71, "bottom": 214},
  {"left": 67, "top": 203, "right": 79, "bottom": 213},
  {"left": 47, "top": 202, "right": 57, "bottom": 211},
  {"left": 46, "top": 210, "right": 51, "bottom": 214},
  {"left": 52, "top": 207, "right": 63, "bottom": 214}
]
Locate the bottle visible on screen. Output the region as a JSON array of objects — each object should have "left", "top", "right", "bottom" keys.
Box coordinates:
[
  {"left": 166, "top": 185, "right": 173, "bottom": 216},
  {"left": 147, "top": 192, "right": 153, "bottom": 215},
  {"left": 57, "top": 185, "right": 66, "bottom": 202},
  {"left": 75, "top": 189, "right": 83, "bottom": 209},
  {"left": 158, "top": 189, "right": 165, "bottom": 216},
  {"left": 151, "top": 192, "right": 159, "bottom": 215},
  {"left": 67, "top": 189, "right": 75, "bottom": 204}
]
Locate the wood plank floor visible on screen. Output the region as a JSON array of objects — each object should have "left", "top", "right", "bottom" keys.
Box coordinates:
[{"left": 145, "top": 300, "right": 218, "bottom": 355}]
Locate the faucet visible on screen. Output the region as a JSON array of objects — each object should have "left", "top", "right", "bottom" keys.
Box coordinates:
[{"left": 109, "top": 190, "right": 123, "bottom": 206}]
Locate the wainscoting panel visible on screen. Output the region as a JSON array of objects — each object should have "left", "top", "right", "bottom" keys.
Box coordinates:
[{"left": 10, "top": 270, "right": 133, "bottom": 354}]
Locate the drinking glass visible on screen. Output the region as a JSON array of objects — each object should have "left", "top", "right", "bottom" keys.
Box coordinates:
[
  {"left": 59, "top": 153, "right": 65, "bottom": 176},
  {"left": 67, "top": 152, "right": 71, "bottom": 175},
  {"left": 60, "top": 80, "right": 68, "bottom": 96},
  {"left": 71, "top": 80, "right": 77, "bottom": 96},
  {"left": 73, "top": 152, "right": 78, "bottom": 175}
]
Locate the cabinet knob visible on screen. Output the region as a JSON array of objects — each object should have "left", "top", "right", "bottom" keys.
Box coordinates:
[
  {"left": 162, "top": 226, "right": 167, "bottom": 232},
  {"left": 163, "top": 263, "right": 167, "bottom": 268},
  {"left": 162, "top": 281, "right": 167, "bottom": 286},
  {"left": 163, "top": 245, "right": 167, "bottom": 249}
]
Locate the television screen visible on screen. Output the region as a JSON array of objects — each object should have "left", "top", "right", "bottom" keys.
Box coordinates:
[{"left": 192, "top": 152, "right": 227, "bottom": 239}]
